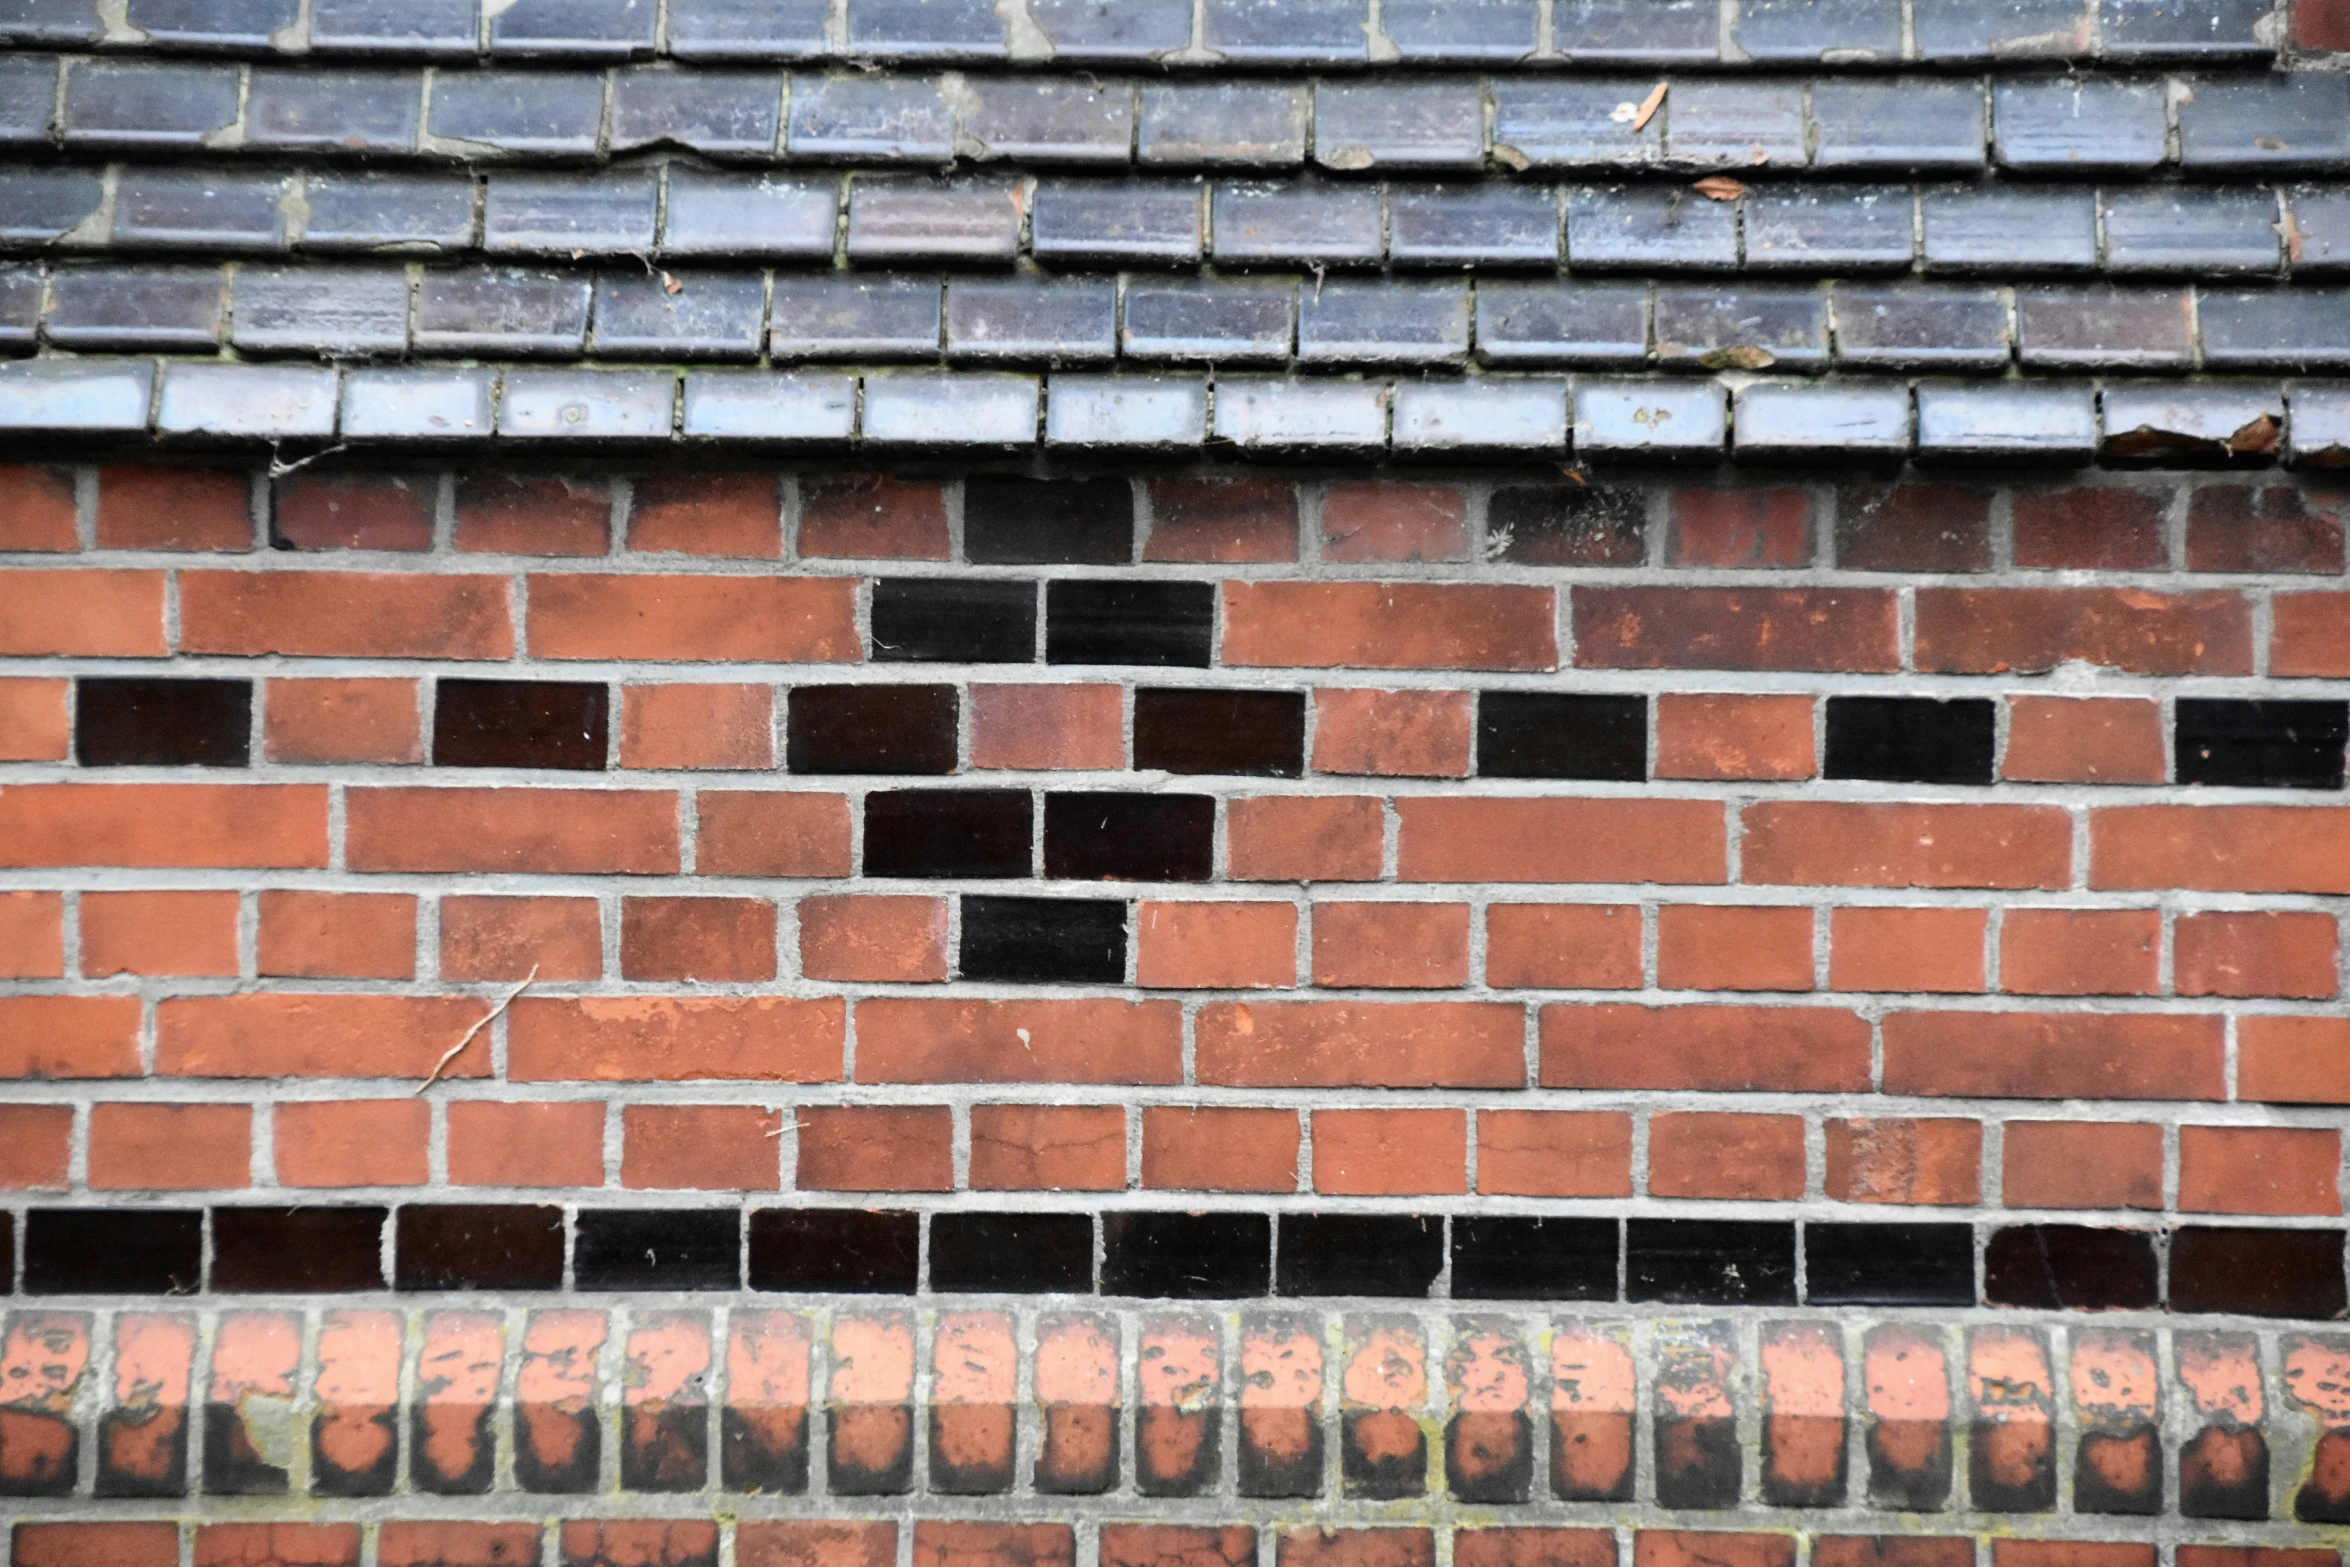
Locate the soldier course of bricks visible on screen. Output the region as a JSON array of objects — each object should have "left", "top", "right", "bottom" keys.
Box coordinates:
[{"left": 9, "top": 0, "right": 2350, "bottom": 1565}]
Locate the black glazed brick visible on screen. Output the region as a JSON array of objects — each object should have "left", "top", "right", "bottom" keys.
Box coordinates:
[
  {"left": 432, "top": 679, "right": 608, "bottom": 771},
  {"left": 2176, "top": 699, "right": 2350, "bottom": 790},
  {"left": 1452, "top": 1215, "right": 1620, "bottom": 1301},
  {"left": 575, "top": 1209, "right": 741, "bottom": 1290},
  {"left": 930, "top": 1212, "right": 1094, "bottom": 1293},
  {"left": 1478, "top": 693, "right": 1647, "bottom": 781},
  {"left": 750, "top": 1208, "right": 920, "bottom": 1293},
  {"left": 395, "top": 1204, "right": 566, "bottom": 1291},
  {"left": 212, "top": 1207, "right": 388, "bottom": 1292},
  {"left": 871, "top": 578, "right": 1036, "bottom": 663},
  {"left": 1277, "top": 1213, "right": 1444, "bottom": 1297},
  {"left": 1627, "top": 1219, "right": 1797, "bottom": 1305},
  {"left": 1046, "top": 579, "right": 1215, "bottom": 667},
  {"left": 75, "top": 677, "right": 251, "bottom": 767},
  {"left": 2170, "top": 1226, "right": 2349, "bottom": 1318},
  {"left": 1134, "top": 688, "right": 1305, "bottom": 776},
  {"left": 787, "top": 684, "right": 958, "bottom": 774},
  {"left": 1488, "top": 486, "right": 1647, "bottom": 567},
  {"left": 23, "top": 1209, "right": 202, "bottom": 1295},
  {"left": 966, "top": 476, "right": 1134, "bottom": 564},
  {"left": 863, "top": 789, "right": 1033, "bottom": 878},
  {"left": 1824, "top": 695, "right": 1997, "bottom": 785},
  {"left": 1983, "top": 1224, "right": 2160, "bottom": 1310},
  {"left": 960, "top": 895, "right": 1127, "bottom": 983},
  {"left": 1102, "top": 1211, "right": 1272, "bottom": 1298},
  {"left": 1805, "top": 1221, "right": 1976, "bottom": 1306},
  {"left": 1044, "top": 791, "right": 1214, "bottom": 881}
]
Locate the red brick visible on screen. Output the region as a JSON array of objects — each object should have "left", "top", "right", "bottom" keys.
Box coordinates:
[
  {"left": 563, "top": 1521, "right": 718, "bottom": 1567},
  {"left": 1147, "top": 477, "right": 1298, "bottom": 562},
  {"left": 0, "top": 677, "right": 70, "bottom": 760},
  {"left": 2178, "top": 1552, "right": 2336, "bottom": 1567},
  {"left": 1572, "top": 587, "right": 1897, "bottom": 671},
  {"left": 1649, "top": 1112, "right": 1805, "bottom": 1200},
  {"left": 1280, "top": 1530, "right": 1432, "bottom": 1567},
  {"left": 1312, "top": 901, "right": 1471, "bottom": 988},
  {"left": 1319, "top": 481, "right": 1468, "bottom": 563},
  {"left": 623, "top": 1103, "right": 783, "bottom": 1191},
  {"left": 2012, "top": 487, "right": 2169, "bottom": 570},
  {"left": 1142, "top": 1105, "right": 1300, "bottom": 1192},
  {"left": 795, "top": 1105, "right": 953, "bottom": 1191},
  {"left": 2300, "top": 0, "right": 2350, "bottom": 47},
  {"left": 629, "top": 471, "right": 781, "bottom": 557},
  {"left": 2272, "top": 592, "right": 2350, "bottom": 676},
  {"left": 0, "top": 996, "right": 142, "bottom": 1079},
  {"left": 2187, "top": 484, "right": 2345, "bottom": 574},
  {"left": 1743, "top": 802, "right": 2070, "bottom": 889},
  {"left": 453, "top": 474, "right": 609, "bottom": 555},
  {"left": 968, "top": 1104, "right": 1125, "bottom": 1190},
  {"left": 527, "top": 573, "right": 859, "bottom": 662},
  {"left": 740, "top": 1523, "right": 898, "bottom": 1567},
  {"left": 158, "top": 995, "right": 495, "bottom": 1079},
  {"left": 1655, "top": 693, "right": 1815, "bottom": 781},
  {"left": 798, "top": 474, "right": 949, "bottom": 559},
  {"left": 2179, "top": 1125, "right": 2342, "bottom": 1216},
  {"left": 1835, "top": 482, "right": 1991, "bottom": 572},
  {"left": 1991, "top": 1543, "right": 2149, "bottom": 1567},
  {"left": 800, "top": 894, "right": 948, "bottom": 982},
  {"left": 347, "top": 787, "right": 678, "bottom": 874},
  {"left": 1476, "top": 1109, "right": 1634, "bottom": 1197},
  {"left": 1398, "top": 797, "right": 1728, "bottom": 884},
  {"left": 856, "top": 998, "right": 1182, "bottom": 1084},
  {"left": 2002, "top": 696, "right": 2166, "bottom": 784},
  {"left": 507, "top": 996, "right": 843, "bottom": 1082},
  {"left": 262, "top": 677, "right": 422, "bottom": 764},
  {"left": 1634, "top": 1537, "right": 1791, "bottom": 1567},
  {"left": 1223, "top": 582, "right": 1557, "bottom": 670},
  {"left": 1812, "top": 1544, "right": 1969, "bottom": 1567},
  {"left": 97, "top": 466, "right": 252, "bottom": 551},
  {"left": 80, "top": 889, "right": 239, "bottom": 976},
  {"left": 1915, "top": 587, "right": 2251, "bottom": 675},
  {"left": 275, "top": 1100, "right": 430, "bottom": 1188},
  {"left": 2176, "top": 910, "right": 2339, "bottom": 998},
  {"left": 2000, "top": 908, "right": 2159, "bottom": 996},
  {"left": 1824, "top": 1118, "right": 1982, "bottom": 1205},
  {"left": 258, "top": 889, "right": 416, "bottom": 980},
  {"left": 1103, "top": 1527, "right": 1257, "bottom": 1567},
  {"left": 14, "top": 1522, "right": 181, "bottom": 1567},
  {"left": 620, "top": 683, "right": 774, "bottom": 769},
  {"left": 969, "top": 684, "right": 1123, "bottom": 770},
  {"left": 1829, "top": 907, "right": 1987, "bottom": 994},
  {"left": 272, "top": 473, "right": 433, "bottom": 551},
  {"left": 380, "top": 1523, "right": 549, "bottom": 1567},
  {"left": 1485, "top": 904, "right": 1642, "bottom": 989},
  {"left": 1229, "top": 795, "right": 1384, "bottom": 881},
  {"left": 1136, "top": 899, "right": 1296, "bottom": 988},
  {"left": 2003, "top": 1120, "right": 2164, "bottom": 1209},
  {"left": 180, "top": 570, "right": 513, "bottom": 659},
  {"left": 1541, "top": 1004, "right": 1871, "bottom": 1092},
  {"left": 439, "top": 894, "right": 602, "bottom": 981},
  {"left": 2241, "top": 1015, "right": 2350, "bottom": 1103},
  {"left": 1670, "top": 488, "right": 1812, "bottom": 567},
  {"left": 1312, "top": 1107, "right": 1466, "bottom": 1195},
  {"left": 1884, "top": 1011, "right": 2225, "bottom": 1100},
  {"left": 698, "top": 790, "right": 853, "bottom": 877},
  {"left": 0, "top": 1104, "right": 72, "bottom": 1188},
  {"left": 912, "top": 1522, "right": 1071, "bottom": 1567},
  {"left": 447, "top": 1100, "right": 607, "bottom": 1187},
  {"left": 89, "top": 1103, "right": 250, "bottom": 1190},
  {"left": 0, "top": 464, "right": 78, "bottom": 550},
  {"left": 0, "top": 568, "right": 166, "bottom": 655},
  {"left": 1455, "top": 1531, "right": 1615, "bottom": 1567},
  {"left": 1311, "top": 688, "right": 1472, "bottom": 777},
  {"left": 0, "top": 889, "right": 62, "bottom": 978},
  {"left": 2092, "top": 805, "right": 2350, "bottom": 894},
  {"left": 620, "top": 895, "right": 777, "bottom": 982},
  {"left": 1196, "top": 1000, "right": 1524, "bottom": 1088},
  {"left": 1657, "top": 905, "right": 1814, "bottom": 992}
]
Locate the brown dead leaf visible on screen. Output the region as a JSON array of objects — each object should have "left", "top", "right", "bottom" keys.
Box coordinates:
[
  {"left": 1701, "top": 345, "right": 1776, "bottom": 370},
  {"left": 2228, "top": 413, "right": 2283, "bottom": 456},
  {"left": 660, "top": 272, "right": 682, "bottom": 295},
  {"left": 1692, "top": 176, "right": 1747, "bottom": 202},
  {"left": 1631, "top": 81, "right": 1668, "bottom": 131}
]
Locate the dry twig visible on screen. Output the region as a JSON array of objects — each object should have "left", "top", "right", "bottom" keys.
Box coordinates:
[{"left": 415, "top": 966, "right": 537, "bottom": 1093}]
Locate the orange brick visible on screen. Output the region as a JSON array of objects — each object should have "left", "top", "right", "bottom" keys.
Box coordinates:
[
  {"left": 2178, "top": 1126, "right": 2342, "bottom": 1216},
  {"left": 1476, "top": 1109, "right": 1633, "bottom": 1198},
  {"left": 528, "top": 573, "right": 858, "bottom": 662},
  {"left": 453, "top": 473, "right": 608, "bottom": 554},
  {"left": 1311, "top": 902, "right": 1470, "bottom": 989},
  {"left": 80, "top": 889, "right": 239, "bottom": 977},
  {"left": 1916, "top": 587, "right": 2252, "bottom": 677},
  {"left": 1310, "top": 688, "right": 1472, "bottom": 778},
  {"left": 2003, "top": 1121, "right": 2163, "bottom": 1210},
  {"left": 2176, "top": 911, "right": 2339, "bottom": 999},
  {"left": 1224, "top": 581, "right": 1556, "bottom": 670},
  {"left": 96, "top": 466, "right": 251, "bottom": 551},
  {"left": 840, "top": 998, "right": 1172, "bottom": 1085},
  {"left": 1319, "top": 481, "right": 1468, "bottom": 563},
  {"left": 89, "top": 1102, "right": 251, "bottom": 1190},
  {"left": 0, "top": 890, "right": 63, "bottom": 978},
  {"left": 158, "top": 995, "right": 496, "bottom": 1081},
  {"left": 257, "top": 890, "right": 416, "bottom": 980},
  {"left": 797, "top": 474, "right": 949, "bottom": 559},
  {"left": 508, "top": 997, "right": 843, "bottom": 1083},
  {"left": 1484, "top": 904, "right": 1642, "bottom": 989},
  {"left": 447, "top": 1100, "right": 607, "bottom": 1188},
  {"left": 347, "top": 787, "right": 678, "bottom": 875},
  {"left": 1398, "top": 797, "right": 1727, "bottom": 885},
  {"left": 1229, "top": 796, "right": 1383, "bottom": 882},
  {"left": 2003, "top": 697, "right": 2166, "bottom": 784},
  {"left": 2240, "top": 1016, "right": 2350, "bottom": 1103},
  {"left": 799, "top": 894, "right": 948, "bottom": 982},
  {"left": 439, "top": 895, "right": 603, "bottom": 982},
  {"left": 1311, "top": 1108, "right": 1466, "bottom": 1196},
  {"left": 620, "top": 683, "right": 774, "bottom": 769},
  {"left": 1141, "top": 1106, "right": 1300, "bottom": 1192},
  {"left": 697, "top": 791, "right": 853, "bottom": 877},
  {"left": 2000, "top": 908, "right": 2159, "bottom": 996},
  {"left": 1199, "top": 1001, "right": 1524, "bottom": 1088},
  {"left": 796, "top": 1105, "right": 952, "bottom": 1191},
  {"left": 1542, "top": 1003, "right": 1870, "bottom": 1092},
  {"left": 968, "top": 1104, "right": 1126, "bottom": 1191},
  {"left": 0, "top": 677, "right": 71, "bottom": 760},
  {"left": 14, "top": 1523, "right": 181, "bottom": 1567},
  {"left": 970, "top": 684, "right": 1124, "bottom": 770},
  {"left": 1825, "top": 1118, "right": 1982, "bottom": 1206},
  {"left": 628, "top": 472, "right": 782, "bottom": 557},
  {"left": 1829, "top": 907, "right": 1987, "bottom": 994},
  {"left": 0, "top": 569, "right": 167, "bottom": 656},
  {"left": 275, "top": 1100, "right": 430, "bottom": 1188},
  {"left": 1574, "top": 586, "right": 1896, "bottom": 672},
  {"left": 0, "top": 464, "right": 78, "bottom": 551},
  {"left": 621, "top": 896, "right": 776, "bottom": 982},
  {"left": 1648, "top": 1112, "right": 1805, "bottom": 1200},
  {"left": 0, "top": 1104, "right": 73, "bottom": 1189},
  {"left": 2272, "top": 592, "right": 2350, "bottom": 676},
  {"left": 0, "top": 997, "right": 142, "bottom": 1080},
  {"left": 1655, "top": 693, "right": 1816, "bottom": 781},
  {"left": 196, "top": 1522, "right": 359, "bottom": 1567},
  {"left": 623, "top": 1104, "right": 783, "bottom": 1191},
  {"left": 1146, "top": 477, "right": 1298, "bottom": 563},
  {"left": 179, "top": 571, "right": 512, "bottom": 659},
  {"left": 1742, "top": 802, "right": 2070, "bottom": 890},
  {"left": 1886, "top": 1012, "right": 2223, "bottom": 1101},
  {"left": 1136, "top": 900, "right": 1297, "bottom": 988},
  {"left": 1657, "top": 905, "right": 1814, "bottom": 992},
  {"left": 262, "top": 678, "right": 422, "bottom": 764}
]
